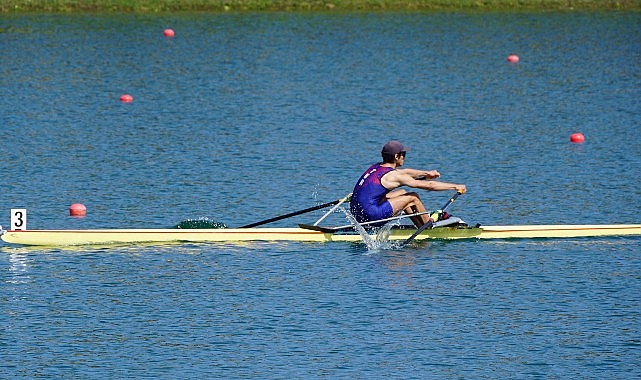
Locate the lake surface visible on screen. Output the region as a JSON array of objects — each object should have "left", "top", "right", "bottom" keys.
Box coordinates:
[{"left": 1, "top": 11, "right": 640, "bottom": 378}]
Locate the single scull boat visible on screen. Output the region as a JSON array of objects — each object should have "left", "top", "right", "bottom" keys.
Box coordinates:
[
  {"left": 1, "top": 224, "right": 641, "bottom": 247},
  {"left": 2, "top": 193, "right": 640, "bottom": 247}
]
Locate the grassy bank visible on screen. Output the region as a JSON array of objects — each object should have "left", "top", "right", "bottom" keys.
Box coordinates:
[{"left": 2, "top": 0, "right": 641, "bottom": 13}]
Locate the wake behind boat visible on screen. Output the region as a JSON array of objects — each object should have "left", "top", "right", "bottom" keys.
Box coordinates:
[{"left": 2, "top": 192, "right": 641, "bottom": 247}]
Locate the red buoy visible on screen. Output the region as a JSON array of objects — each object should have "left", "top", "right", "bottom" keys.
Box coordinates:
[
  {"left": 570, "top": 132, "right": 585, "bottom": 143},
  {"left": 163, "top": 29, "right": 175, "bottom": 37},
  {"left": 507, "top": 54, "right": 520, "bottom": 63},
  {"left": 69, "top": 203, "right": 87, "bottom": 217},
  {"left": 120, "top": 94, "right": 133, "bottom": 103}
]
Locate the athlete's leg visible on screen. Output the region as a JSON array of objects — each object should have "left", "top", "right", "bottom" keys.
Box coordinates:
[{"left": 386, "top": 191, "right": 430, "bottom": 228}]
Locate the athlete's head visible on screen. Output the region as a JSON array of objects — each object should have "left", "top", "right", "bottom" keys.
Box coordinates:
[{"left": 381, "top": 140, "right": 408, "bottom": 163}]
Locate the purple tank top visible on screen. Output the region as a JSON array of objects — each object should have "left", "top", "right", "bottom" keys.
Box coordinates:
[{"left": 350, "top": 163, "right": 394, "bottom": 222}]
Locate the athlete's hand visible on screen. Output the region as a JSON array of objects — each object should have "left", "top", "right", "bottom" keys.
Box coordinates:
[{"left": 421, "top": 170, "right": 440, "bottom": 179}]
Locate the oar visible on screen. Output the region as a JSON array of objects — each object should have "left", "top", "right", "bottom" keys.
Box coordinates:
[
  {"left": 312, "top": 193, "right": 352, "bottom": 226},
  {"left": 238, "top": 194, "right": 351, "bottom": 228},
  {"left": 300, "top": 210, "right": 432, "bottom": 232},
  {"left": 400, "top": 191, "right": 462, "bottom": 247}
]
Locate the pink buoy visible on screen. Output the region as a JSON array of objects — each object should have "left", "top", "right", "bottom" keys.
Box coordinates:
[
  {"left": 570, "top": 132, "right": 585, "bottom": 144},
  {"left": 69, "top": 203, "right": 87, "bottom": 217},
  {"left": 163, "top": 28, "right": 175, "bottom": 37},
  {"left": 507, "top": 54, "right": 520, "bottom": 63},
  {"left": 120, "top": 94, "right": 133, "bottom": 103}
]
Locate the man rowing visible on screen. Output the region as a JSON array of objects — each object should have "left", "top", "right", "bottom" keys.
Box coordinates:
[{"left": 350, "top": 140, "right": 467, "bottom": 228}]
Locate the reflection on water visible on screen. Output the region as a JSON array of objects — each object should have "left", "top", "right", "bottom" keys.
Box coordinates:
[{"left": 6, "top": 253, "right": 32, "bottom": 284}]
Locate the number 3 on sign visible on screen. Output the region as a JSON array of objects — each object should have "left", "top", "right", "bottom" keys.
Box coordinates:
[{"left": 11, "top": 209, "right": 27, "bottom": 230}]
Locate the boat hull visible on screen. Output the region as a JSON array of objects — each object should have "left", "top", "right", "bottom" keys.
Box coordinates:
[
  {"left": 2, "top": 224, "right": 640, "bottom": 246},
  {"left": 478, "top": 224, "right": 641, "bottom": 239},
  {"left": 1, "top": 228, "right": 333, "bottom": 246}
]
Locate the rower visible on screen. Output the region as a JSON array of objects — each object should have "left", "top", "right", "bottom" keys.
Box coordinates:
[{"left": 349, "top": 140, "right": 467, "bottom": 228}]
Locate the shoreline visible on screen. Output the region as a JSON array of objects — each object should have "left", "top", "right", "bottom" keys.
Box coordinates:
[{"left": 2, "top": 0, "right": 641, "bottom": 13}]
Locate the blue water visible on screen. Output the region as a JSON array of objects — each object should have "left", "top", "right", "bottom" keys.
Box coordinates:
[{"left": 1, "top": 11, "right": 640, "bottom": 378}]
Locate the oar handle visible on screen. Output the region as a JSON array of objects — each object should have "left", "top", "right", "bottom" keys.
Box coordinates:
[{"left": 443, "top": 191, "right": 462, "bottom": 210}]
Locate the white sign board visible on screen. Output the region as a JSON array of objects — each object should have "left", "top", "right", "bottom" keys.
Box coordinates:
[{"left": 10, "top": 209, "right": 27, "bottom": 230}]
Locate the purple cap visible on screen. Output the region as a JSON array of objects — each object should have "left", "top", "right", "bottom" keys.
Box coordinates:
[{"left": 381, "top": 140, "right": 409, "bottom": 155}]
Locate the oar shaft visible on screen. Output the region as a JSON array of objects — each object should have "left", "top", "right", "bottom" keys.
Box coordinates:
[
  {"left": 329, "top": 211, "right": 431, "bottom": 230},
  {"left": 313, "top": 193, "right": 352, "bottom": 226},
  {"left": 401, "top": 192, "right": 462, "bottom": 246},
  {"left": 238, "top": 197, "right": 348, "bottom": 228}
]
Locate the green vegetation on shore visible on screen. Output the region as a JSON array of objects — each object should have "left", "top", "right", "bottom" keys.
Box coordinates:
[{"left": 2, "top": 0, "right": 641, "bottom": 13}]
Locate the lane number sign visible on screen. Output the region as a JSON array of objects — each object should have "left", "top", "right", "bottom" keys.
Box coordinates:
[{"left": 10, "top": 209, "right": 27, "bottom": 230}]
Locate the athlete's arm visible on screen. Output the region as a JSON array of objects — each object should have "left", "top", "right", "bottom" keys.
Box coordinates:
[{"left": 384, "top": 170, "right": 466, "bottom": 193}]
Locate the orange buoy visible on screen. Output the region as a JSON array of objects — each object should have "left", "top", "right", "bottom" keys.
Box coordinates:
[
  {"left": 570, "top": 132, "right": 585, "bottom": 143},
  {"left": 507, "top": 54, "right": 520, "bottom": 63},
  {"left": 163, "top": 29, "right": 175, "bottom": 37},
  {"left": 120, "top": 94, "right": 133, "bottom": 103},
  {"left": 69, "top": 203, "right": 87, "bottom": 217}
]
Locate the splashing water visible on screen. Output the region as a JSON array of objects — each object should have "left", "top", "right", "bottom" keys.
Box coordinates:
[{"left": 342, "top": 210, "right": 397, "bottom": 251}]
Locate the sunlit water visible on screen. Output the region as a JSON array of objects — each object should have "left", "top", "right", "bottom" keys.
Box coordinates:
[{"left": 1, "top": 11, "right": 640, "bottom": 378}]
